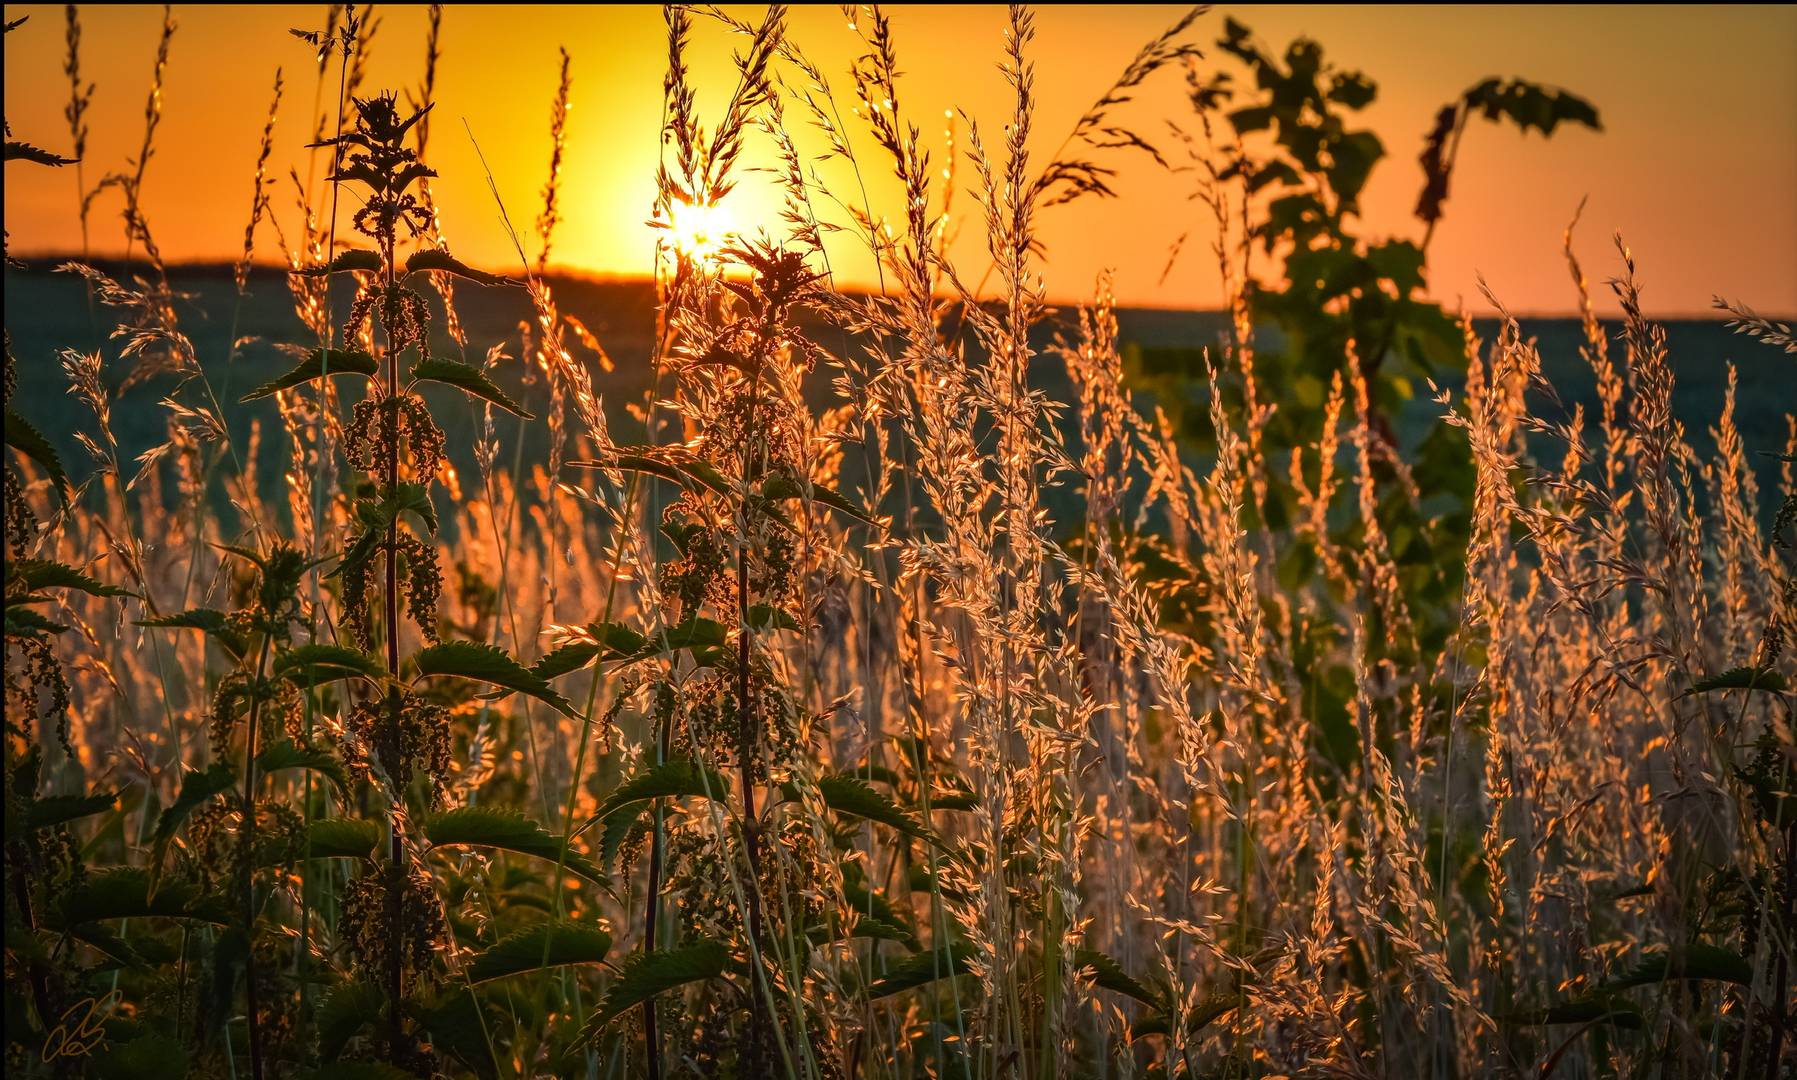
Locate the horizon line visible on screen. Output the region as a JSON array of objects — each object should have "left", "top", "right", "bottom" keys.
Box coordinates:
[{"left": 4, "top": 250, "right": 1777, "bottom": 324}]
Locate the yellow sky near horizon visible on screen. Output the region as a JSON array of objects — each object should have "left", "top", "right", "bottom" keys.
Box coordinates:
[{"left": 4, "top": 4, "right": 1795, "bottom": 315}]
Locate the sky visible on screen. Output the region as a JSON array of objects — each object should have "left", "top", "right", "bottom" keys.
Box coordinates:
[{"left": 3, "top": 4, "right": 1795, "bottom": 315}]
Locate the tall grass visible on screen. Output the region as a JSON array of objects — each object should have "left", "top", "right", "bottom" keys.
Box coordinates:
[{"left": 2, "top": 5, "right": 1791, "bottom": 1079}]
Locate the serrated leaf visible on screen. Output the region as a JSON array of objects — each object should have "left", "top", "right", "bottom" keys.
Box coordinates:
[
  {"left": 640, "top": 616, "right": 728, "bottom": 658},
  {"left": 274, "top": 643, "right": 387, "bottom": 686},
  {"left": 136, "top": 607, "right": 250, "bottom": 659},
  {"left": 818, "top": 774, "right": 938, "bottom": 845},
  {"left": 410, "top": 356, "right": 533, "bottom": 418},
  {"left": 761, "top": 469, "right": 878, "bottom": 526},
  {"left": 579, "top": 939, "right": 733, "bottom": 1041},
  {"left": 530, "top": 622, "right": 648, "bottom": 681},
  {"left": 1129, "top": 991, "right": 1243, "bottom": 1040},
  {"left": 867, "top": 940, "right": 976, "bottom": 998},
  {"left": 316, "top": 981, "right": 384, "bottom": 1061},
  {"left": 5, "top": 606, "right": 69, "bottom": 636},
  {"left": 53, "top": 868, "right": 232, "bottom": 927},
  {"left": 9, "top": 558, "right": 132, "bottom": 597},
  {"left": 746, "top": 603, "right": 801, "bottom": 631},
  {"left": 4, "top": 790, "right": 116, "bottom": 843},
  {"left": 593, "top": 757, "right": 731, "bottom": 821},
  {"left": 423, "top": 806, "right": 602, "bottom": 883},
  {"left": 307, "top": 817, "right": 381, "bottom": 859},
  {"left": 256, "top": 740, "right": 349, "bottom": 795},
  {"left": 294, "top": 248, "right": 382, "bottom": 276},
  {"left": 1074, "top": 948, "right": 1161, "bottom": 1008},
  {"left": 1506, "top": 1000, "right": 1643, "bottom": 1028},
  {"left": 574, "top": 446, "right": 730, "bottom": 496},
  {"left": 1604, "top": 943, "right": 1753, "bottom": 989},
  {"left": 405, "top": 248, "right": 512, "bottom": 287},
  {"left": 5, "top": 140, "right": 78, "bottom": 166},
  {"left": 149, "top": 763, "right": 237, "bottom": 881},
  {"left": 582, "top": 758, "right": 729, "bottom": 868},
  {"left": 466, "top": 921, "right": 612, "bottom": 983},
  {"left": 5, "top": 407, "right": 69, "bottom": 494},
  {"left": 407, "top": 987, "right": 498, "bottom": 1080},
  {"left": 1684, "top": 666, "right": 1789, "bottom": 697},
  {"left": 413, "top": 640, "right": 575, "bottom": 717},
  {"left": 242, "top": 348, "right": 379, "bottom": 401}
]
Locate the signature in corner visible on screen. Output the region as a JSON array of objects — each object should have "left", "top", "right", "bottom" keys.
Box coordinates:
[{"left": 41, "top": 989, "right": 121, "bottom": 1062}]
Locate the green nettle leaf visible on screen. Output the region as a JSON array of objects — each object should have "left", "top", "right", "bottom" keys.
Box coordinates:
[
  {"left": 760, "top": 469, "right": 878, "bottom": 525},
  {"left": 53, "top": 868, "right": 232, "bottom": 927},
  {"left": 466, "top": 921, "right": 612, "bottom": 983},
  {"left": 593, "top": 758, "right": 731, "bottom": 821},
  {"left": 410, "top": 356, "right": 534, "bottom": 418},
  {"left": 1683, "top": 666, "right": 1789, "bottom": 697},
  {"left": 1506, "top": 1001, "right": 1643, "bottom": 1029},
  {"left": 405, "top": 248, "right": 513, "bottom": 287},
  {"left": 1604, "top": 944, "right": 1754, "bottom": 989},
  {"left": 1129, "top": 992, "right": 1244, "bottom": 1040},
  {"left": 640, "top": 616, "right": 728, "bottom": 658},
  {"left": 306, "top": 817, "right": 381, "bottom": 860},
  {"left": 241, "top": 348, "right": 379, "bottom": 401},
  {"left": 531, "top": 622, "right": 649, "bottom": 681},
  {"left": 413, "top": 640, "right": 576, "bottom": 717},
  {"left": 579, "top": 939, "right": 733, "bottom": 1040},
  {"left": 316, "top": 982, "right": 384, "bottom": 1061},
  {"left": 137, "top": 608, "right": 249, "bottom": 660},
  {"left": 5, "top": 407, "right": 70, "bottom": 494},
  {"left": 818, "top": 774, "right": 939, "bottom": 845},
  {"left": 5, "top": 606, "right": 69, "bottom": 636},
  {"left": 422, "top": 806, "right": 603, "bottom": 883},
  {"left": 274, "top": 643, "right": 388, "bottom": 686},
  {"left": 4, "top": 790, "right": 116, "bottom": 843},
  {"left": 294, "top": 248, "right": 383, "bottom": 276},
  {"left": 357, "top": 481, "right": 440, "bottom": 537},
  {"left": 255, "top": 740, "right": 350, "bottom": 795},
  {"left": 746, "top": 603, "right": 801, "bottom": 632},
  {"left": 149, "top": 763, "right": 238, "bottom": 879},
  {"left": 583, "top": 757, "right": 730, "bottom": 867},
  {"left": 9, "top": 558, "right": 133, "bottom": 597},
  {"left": 406, "top": 988, "right": 499, "bottom": 1080},
  {"left": 576, "top": 445, "right": 731, "bottom": 496},
  {"left": 1074, "top": 949, "right": 1161, "bottom": 1008},
  {"left": 866, "top": 940, "right": 977, "bottom": 999}
]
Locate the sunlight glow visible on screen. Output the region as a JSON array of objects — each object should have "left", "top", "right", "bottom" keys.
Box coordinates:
[{"left": 665, "top": 198, "right": 736, "bottom": 263}]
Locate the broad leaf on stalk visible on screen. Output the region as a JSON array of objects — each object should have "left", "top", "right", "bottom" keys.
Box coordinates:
[
  {"left": 412, "top": 640, "right": 577, "bottom": 717},
  {"left": 577, "top": 938, "right": 733, "bottom": 1041},
  {"left": 307, "top": 818, "right": 381, "bottom": 860},
  {"left": 137, "top": 607, "right": 249, "bottom": 660},
  {"left": 422, "top": 805, "right": 603, "bottom": 883},
  {"left": 411, "top": 356, "right": 533, "bottom": 418},
  {"left": 147, "top": 763, "right": 237, "bottom": 889},
  {"left": 866, "top": 940, "right": 976, "bottom": 998},
  {"left": 5, "top": 406, "right": 69, "bottom": 495},
  {"left": 255, "top": 739, "right": 350, "bottom": 795},
  {"left": 274, "top": 643, "right": 387, "bottom": 686},
  {"left": 465, "top": 921, "right": 612, "bottom": 982},
  {"left": 241, "top": 348, "right": 379, "bottom": 401}
]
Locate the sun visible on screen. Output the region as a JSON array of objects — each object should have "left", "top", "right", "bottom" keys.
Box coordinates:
[{"left": 664, "top": 197, "right": 737, "bottom": 263}]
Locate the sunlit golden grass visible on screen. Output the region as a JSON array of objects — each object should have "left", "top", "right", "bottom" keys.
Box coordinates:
[{"left": 2, "top": 5, "right": 1792, "bottom": 1080}]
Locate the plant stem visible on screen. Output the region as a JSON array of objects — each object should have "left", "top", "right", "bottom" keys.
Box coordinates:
[{"left": 239, "top": 632, "right": 274, "bottom": 1080}]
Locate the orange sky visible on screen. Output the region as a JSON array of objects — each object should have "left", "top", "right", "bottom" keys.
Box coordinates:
[{"left": 4, "top": 4, "right": 1794, "bottom": 315}]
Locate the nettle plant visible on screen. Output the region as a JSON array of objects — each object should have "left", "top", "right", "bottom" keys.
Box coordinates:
[
  {"left": 132, "top": 90, "right": 587, "bottom": 1075},
  {"left": 552, "top": 239, "right": 895, "bottom": 1076}
]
